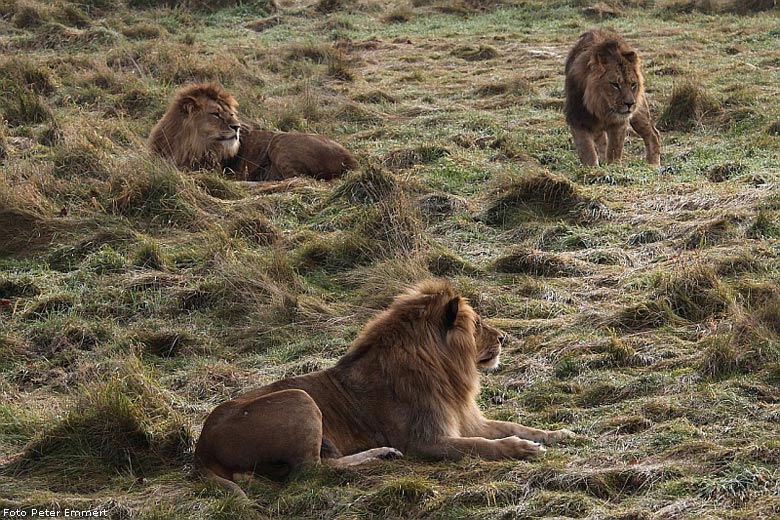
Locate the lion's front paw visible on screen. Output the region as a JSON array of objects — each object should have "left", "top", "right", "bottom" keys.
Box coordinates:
[
  {"left": 376, "top": 447, "right": 404, "bottom": 460},
  {"left": 544, "top": 428, "right": 575, "bottom": 445},
  {"left": 500, "top": 436, "right": 546, "bottom": 460}
]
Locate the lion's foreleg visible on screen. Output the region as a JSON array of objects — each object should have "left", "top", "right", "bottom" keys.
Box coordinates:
[
  {"left": 474, "top": 420, "right": 574, "bottom": 446},
  {"left": 606, "top": 123, "right": 628, "bottom": 164},
  {"left": 594, "top": 131, "right": 607, "bottom": 163},
  {"left": 414, "top": 436, "right": 545, "bottom": 461},
  {"left": 571, "top": 126, "right": 599, "bottom": 166},
  {"left": 630, "top": 100, "right": 661, "bottom": 167},
  {"left": 326, "top": 447, "right": 403, "bottom": 467}
]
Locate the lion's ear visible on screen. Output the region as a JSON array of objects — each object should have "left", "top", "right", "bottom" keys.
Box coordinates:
[
  {"left": 623, "top": 51, "right": 637, "bottom": 63},
  {"left": 443, "top": 297, "right": 460, "bottom": 330},
  {"left": 180, "top": 96, "right": 200, "bottom": 115}
]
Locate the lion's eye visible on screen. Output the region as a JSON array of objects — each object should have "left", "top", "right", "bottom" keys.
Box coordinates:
[
  {"left": 211, "top": 112, "right": 221, "bottom": 119},
  {"left": 610, "top": 82, "right": 620, "bottom": 90},
  {"left": 631, "top": 82, "right": 637, "bottom": 91}
]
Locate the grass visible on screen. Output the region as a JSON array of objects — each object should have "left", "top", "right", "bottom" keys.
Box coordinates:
[{"left": 1, "top": 0, "right": 780, "bottom": 518}]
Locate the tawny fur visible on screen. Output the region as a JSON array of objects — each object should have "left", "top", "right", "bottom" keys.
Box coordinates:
[
  {"left": 148, "top": 83, "right": 356, "bottom": 180},
  {"left": 564, "top": 29, "right": 661, "bottom": 167},
  {"left": 195, "top": 279, "right": 573, "bottom": 496},
  {"left": 225, "top": 128, "right": 358, "bottom": 181}
]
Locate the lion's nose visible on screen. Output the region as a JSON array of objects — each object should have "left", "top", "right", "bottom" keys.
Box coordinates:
[
  {"left": 229, "top": 124, "right": 240, "bottom": 133},
  {"left": 624, "top": 101, "right": 635, "bottom": 110},
  {"left": 498, "top": 333, "right": 508, "bottom": 345}
]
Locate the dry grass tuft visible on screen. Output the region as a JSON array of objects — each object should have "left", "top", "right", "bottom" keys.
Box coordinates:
[
  {"left": 383, "top": 4, "right": 414, "bottom": 23},
  {"left": 482, "top": 171, "right": 595, "bottom": 226},
  {"left": 491, "top": 247, "right": 584, "bottom": 277},
  {"left": 382, "top": 144, "right": 450, "bottom": 171},
  {"left": 12, "top": 356, "right": 191, "bottom": 491},
  {"left": 705, "top": 162, "right": 747, "bottom": 182},
  {"left": 683, "top": 214, "right": 743, "bottom": 249},
  {"left": 474, "top": 76, "right": 533, "bottom": 98},
  {"left": 228, "top": 211, "right": 279, "bottom": 246},
  {"left": 315, "top": 0, "right": 352, "bottom": 13},
  {"left": 0, "top": 206, "right": 69, "bottom": 257},
  {"left": 655, "top": 263, "right": 733, "bottom": 322},
  {"left": 611, "top": 300, "right": 680, "bottom": 331},
  {"left": 452, "top": 44, "right": 499, "bottom": 61},
  {"left": 352, "top": 89, "right": 398, "bottom": 104},
  {"left": 659, "top": 81, "right": 722, "bottom": 131},
  {"left": 331, "top": 162, "right": 399, "bottom": 204}
]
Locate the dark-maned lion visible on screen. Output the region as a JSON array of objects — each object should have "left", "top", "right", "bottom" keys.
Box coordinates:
[
  {"left": 564, "top": 29, "right": 661, "bottom": 167},
  {"left": 195, "top": 279, "right": 572, "bottom": 497},
  {"left": 148, "top": 83, "right": 356, "bottom": 180}
]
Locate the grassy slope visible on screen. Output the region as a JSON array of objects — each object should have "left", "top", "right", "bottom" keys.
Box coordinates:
[{"left": 1, "top": 0, "right": 780, "bottom": 518}]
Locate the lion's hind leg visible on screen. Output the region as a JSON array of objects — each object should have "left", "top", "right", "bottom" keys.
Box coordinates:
[
  {"left": 630, "top": 99, "right": 661, "bottom": 167},
  {"left": 196, "top": 388, "right": 324, "bottom": 493},
  {"left": 327, "top": 447, "right": 404, "bottom": 468}
]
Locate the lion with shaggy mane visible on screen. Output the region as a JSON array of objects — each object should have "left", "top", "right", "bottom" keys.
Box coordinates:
[
  {"left": 148, "top": 83, "right": 357, "bottom": 181},
  {"left": 195, "top": 279, "right": 572, "bottom": 497},
  {"left": 564, "top": 29, "right": 661, "bottom": 167}
]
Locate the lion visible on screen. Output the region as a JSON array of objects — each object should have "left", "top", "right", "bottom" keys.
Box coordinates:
[
  {"left": 195, "top": 279, "right": 572, "bottom": 497},
  {"left": 564, "top": 29, "right": 661, "bottom": 167},
  {"left": 148, "top": 83, "right": 357, "bottom": 180}
]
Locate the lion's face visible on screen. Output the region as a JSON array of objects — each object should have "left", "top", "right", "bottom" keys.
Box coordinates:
[
  {"left": 589, "top": 49, "right": 642, "bottom": 121},
  {"left": 474, "top": 316, "right": 505, "bottom": 371},
  {"left": 599, "top": 60, "right": 640, "bottom": 119},
  {"left": 185, "top": 96, "right": 241, "bottom": 158}
]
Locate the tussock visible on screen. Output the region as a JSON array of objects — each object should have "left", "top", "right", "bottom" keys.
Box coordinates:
[
  {"left": 383, "top": 5, "right": 413, "bottom": 23},
  {"left": 705, "top": 162, "right": 747, "bottom": 183},
  {"left": 683, "top": 214, "right": 743, "bottom": 249},
  {"left": 0, "top": 88, "right": 53, "bottom": 127},
  {"left": 331, "top": 163, "right": 399, "bottom": 204},
  {"left": 482, "top": 171, "right": 595, "bottom": 226},
  {"left": 418, "top": 193, "right": 470, "bottom": 219},
  {"left": 610, "top": 300, "right": 680, "bottom": 331},
  {"left": 527, "top": 464, "right": 680, "bottom": 500},
  {"left": 315, "top": 0, "right": 352, "bottom": 14},
  {"left": 138, "top": 327, "right": 202, "bottom": 357},
  {"left": 0, "top": 206, "right": 69, "bottom": 258},
  {"left": 12, "top": 357, "right": 192, "bottom": 490},
  {"left": 655, "top": 263, "right": 733, "bottom": 322},
  {"left": 659, "top": 81, "right": 722, "bottom": 131},
  {"left": 474, "top": 77, "right": 533, "bottom": 97},
  {"left": 491, "top": 247, "right": 584, "bottom": 277},
  {"left": 245, "top": 15, "right": 282, "bottom": 32},
  {"left": 383, "top": 144, "right": 450, "bottom": 171},
  {"left": 452, "top": 44, "right": 499, "bottom": 61},
  {"left": 352, "top": 89, "right": 398, "bottom": 104},
  {"left": 228, "top": 212, "right": 279, "bottom": 246},
  {"left": 131, "top": 238, "right": 172, "bottom": 270},
  {"left": 109, "top": 158, "right": 222, "bottom": 229}
]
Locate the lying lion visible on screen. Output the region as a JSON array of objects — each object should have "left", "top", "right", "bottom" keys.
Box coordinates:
[
  {"left": 564, "top": 29, "right": 661, "bottom": 167},
  {"left": 148, "top": 83, "right": 357, "bottom": 180},
  {"left": 195, "top": 279, "right": 572, "bottom": 497}
]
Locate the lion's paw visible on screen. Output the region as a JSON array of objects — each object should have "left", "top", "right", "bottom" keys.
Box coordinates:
[
  {"left": 544, "top": 428, "right": 575, "bottom": 445},
  {"left": 376, "top": 448, "right": 404, "bottom": 460},
  {"left": 500, "top": 436, "right": 546, "bottom": 460}
]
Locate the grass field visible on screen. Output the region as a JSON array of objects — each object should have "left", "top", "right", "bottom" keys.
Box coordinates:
[{"left": 2, "top": 0, "right": 780, "bottom": 518}]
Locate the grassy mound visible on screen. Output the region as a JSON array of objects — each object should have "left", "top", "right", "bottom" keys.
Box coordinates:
[
  {"left": 482, "top": 171, "right": 600, "bottom": 226},
  {"left": 659, "top": 81, "right": 722, "bottom": 131},
  {"left": 13, "top": 357, "right": 191, "bottom": 492}
]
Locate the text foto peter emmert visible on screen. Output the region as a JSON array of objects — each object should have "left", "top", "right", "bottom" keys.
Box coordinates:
[{"left": 2, "top": 509, "right": 107, "bottom": 518}]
